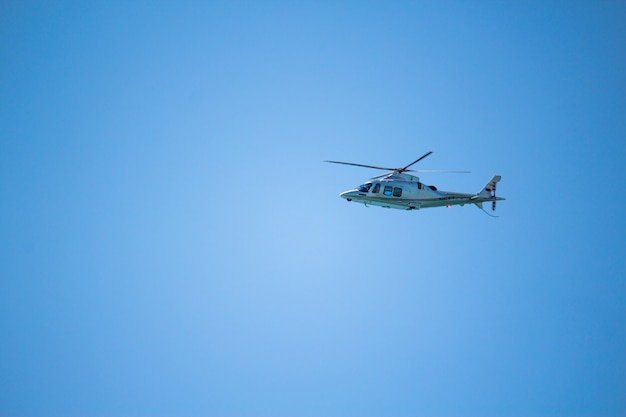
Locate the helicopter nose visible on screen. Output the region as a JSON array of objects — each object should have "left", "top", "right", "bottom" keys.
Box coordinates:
[{"left": 340, "top": 190, "right": 355, "bottom": 201}]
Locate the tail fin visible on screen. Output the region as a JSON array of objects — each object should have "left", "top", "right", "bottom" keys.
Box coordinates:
[
  {"left": 477, "top": 175, "right": 501, "bottom": 198},
  {"left": 475, "top": 175, "right": 503, "bottom": 211}
]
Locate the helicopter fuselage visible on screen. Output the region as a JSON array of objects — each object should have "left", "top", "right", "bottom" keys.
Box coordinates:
[{"left": 340, "top": 173, "right": 502, "bottom": 211}]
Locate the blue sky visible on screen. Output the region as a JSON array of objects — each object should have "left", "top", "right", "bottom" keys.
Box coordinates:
[{"left": 1, "top": 1, "right": 625, "bottom": 416}]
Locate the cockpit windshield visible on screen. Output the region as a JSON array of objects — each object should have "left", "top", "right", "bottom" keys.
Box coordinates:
[{"left": 357, "top": 183, "right": 372, "bottom": 192}]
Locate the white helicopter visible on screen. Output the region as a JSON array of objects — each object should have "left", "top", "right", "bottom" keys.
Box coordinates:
[{"left": 326, "top": 151, "right": 504, "bottom": 215}]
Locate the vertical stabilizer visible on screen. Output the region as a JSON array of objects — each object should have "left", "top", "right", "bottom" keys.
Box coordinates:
[{"left": 478, "top": 175, "right": 501, "bottom": 198}]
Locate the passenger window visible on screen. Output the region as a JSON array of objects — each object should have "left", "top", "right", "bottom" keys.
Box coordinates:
[
  {"left": 418, "top": 183, "right": 422, "bottom": 190},
  {"left": 393, "top": 187, "right": 402, "bottom": 197},
  {"left": 383, "top": 185, "right": 393, "bottom": 196},
  {"left": 372, "top": 183, "right": 380, "bottom": 193}
]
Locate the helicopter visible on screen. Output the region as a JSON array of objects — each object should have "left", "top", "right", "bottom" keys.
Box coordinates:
[{"left": 325, "top": 151, "right": 504, "bottom": 214}]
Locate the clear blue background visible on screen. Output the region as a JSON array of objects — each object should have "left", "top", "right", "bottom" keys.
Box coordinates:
[{"left": 1, "top": 1, "right": 625, "bottom": 416}]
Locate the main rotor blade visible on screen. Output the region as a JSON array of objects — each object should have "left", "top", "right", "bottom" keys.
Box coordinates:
[
  {"left": 324, "top": 160, "right": 396, "bottom": 171},
  {"left": 370, "top": 172, "right": 393, "bottom": 180},
  {"left": 400, "top": 151, "right": 433, "bottom": 171},
  {"left": 411, "top": 170, "right": 471, "bottom": 173}
]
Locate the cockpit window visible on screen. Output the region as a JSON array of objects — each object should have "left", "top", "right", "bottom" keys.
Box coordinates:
[
  {"left": 358, "top": 183, "right": 372, "bottom": 192},
  {"left": 371, "top": 183, "right": 380, "bottom": 193}
]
